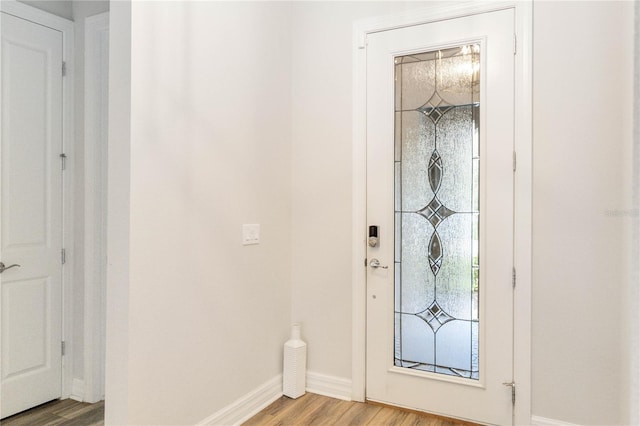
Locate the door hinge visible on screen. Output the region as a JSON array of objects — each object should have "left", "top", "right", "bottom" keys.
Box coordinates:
[
  {"left": 513, "top": 151, "right": 517, "bottom": 172},
  {"left": 364, "top": 258, "right": 368, "bottom": 267},
  {"left": 60, "top": 153, "right": 67, "bottom": 170},
  {"left": 61, "top": 248, "right": 66, "bottom": 265},
  {"left": 61, "top": 341, "right": 66, "bottom": 356},
  {"left": 62, "top": 61, "right": 66, "bottom": 76},
  {"left": 503, "top": 381, "right": 516, "bottom": 404},
  {"left": 512, "top": 267, "right": 516, "bottom": 288},
  {"left": 513, "top": 34, "right": 517, "bottom": 55}
]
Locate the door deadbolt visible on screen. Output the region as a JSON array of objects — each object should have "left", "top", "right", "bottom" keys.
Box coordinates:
[{"left": 368, "top": 225, "right": 379, "bottom": 247}]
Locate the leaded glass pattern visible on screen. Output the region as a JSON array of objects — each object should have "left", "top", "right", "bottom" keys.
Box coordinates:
[{"left": 394, "top": 44, "right": 480, "bottom": 380}]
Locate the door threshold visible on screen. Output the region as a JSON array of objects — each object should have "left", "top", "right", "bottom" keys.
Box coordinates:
[{"left": 365, "top": 399, "right": 482, "bottom": 426}]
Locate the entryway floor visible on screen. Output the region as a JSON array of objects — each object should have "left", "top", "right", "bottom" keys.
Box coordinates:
[
  {"left": 1, "top": 393, "right": 478, "bottom": 425},
  {"left": 243, "top": 393, "right": 478, "bottom": 425},
  {"left": 0, "top": 399, "right": 104, "bottom": 426}
]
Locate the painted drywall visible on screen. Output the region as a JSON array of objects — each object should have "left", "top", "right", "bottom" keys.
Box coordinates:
[
  {"left": 532, "top": 2, "right": 634, "bottom": 424},
  {"left": 71, "top": 0, "right": 109, "bottom": 388},
  {"left": 105, "top": 0, "right": 130, "bottom": 423},
  {"left": 105, "top": 1, "right": 635, "bottom": 424},
  {"left": 108, "top": 2, "right": 293, "bottom": 424},
  {"left": 17, "top": 0, "right": 72, "bottom": 20},
  {"left": 632, "top": 3, "right": 640, "bottom": 425},
  {"left": 290, "top": 0, "right": 634, "bottom": 424},
  {"left": 290, "top": 0, "right": 432, "bottom": 383}
]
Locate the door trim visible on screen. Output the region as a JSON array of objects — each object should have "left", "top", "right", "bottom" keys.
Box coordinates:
[
  {"left": 0, "top": 0, "right": 76, "bottom": 401},
  {"left": 351, "top": 2, "right": 532, "bottom": 424}
]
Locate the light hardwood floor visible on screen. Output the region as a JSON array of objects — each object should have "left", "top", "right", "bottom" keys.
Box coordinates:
[
  {"left": 0, "top": 399, "right": 104, "bottom": 426},
  {"left": 243, "top": 393, "right": 478, "bottom": 426},
  {"left": 1, "top": 393, "right": 476, "bottom": 425}
]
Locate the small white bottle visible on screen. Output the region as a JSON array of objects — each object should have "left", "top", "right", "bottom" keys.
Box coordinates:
[{"left": 283, "top": 323, "right": 307, "bottom": 398}]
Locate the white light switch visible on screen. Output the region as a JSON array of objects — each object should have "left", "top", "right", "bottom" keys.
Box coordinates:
[{"left": 242, "top": 224, "right": 260, "bottom": 245}]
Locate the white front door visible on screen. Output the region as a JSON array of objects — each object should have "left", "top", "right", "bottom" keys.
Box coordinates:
[
  {"left": 1, "top": 12, "right": 64, "bottom": 418},
  {"left": 365, "top": 9, "right": 515, "bottom": 425}
]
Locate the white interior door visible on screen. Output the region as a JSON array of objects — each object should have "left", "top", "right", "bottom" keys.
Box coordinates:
[
  {"left": 1, "top": 12, "right": 64, "bottom": 418},
  {"left": 366, "top": 9, "right": 515, "bottom": 425}
]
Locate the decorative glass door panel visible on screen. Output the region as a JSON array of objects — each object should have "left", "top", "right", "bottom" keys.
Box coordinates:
[
  {"left": 365, "top": 9, "right": 515, "bottom": 424},
  {"left": 394, "top": 46, "right": 480, "bottom": 380}
]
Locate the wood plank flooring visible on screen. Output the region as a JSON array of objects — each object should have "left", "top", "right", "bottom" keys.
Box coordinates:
[
  {"left": 243, "top": 393, "right": 478, "bottom": 426},
  {"left": 1, "top": 393, "right": 475, "bottom": 425},
  {"left": 0, "top": 399, "right": 104, "bottom": 426}
]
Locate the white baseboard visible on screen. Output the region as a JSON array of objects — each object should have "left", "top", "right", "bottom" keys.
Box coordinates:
[
  {"left": 70, "top": 379, "right": 85, "bottom": 402},
  {"left": 194, "top": 374, "right": 577, "bottom": 426},
  {"left": 197, "top": 375, "right": 283, "bottom": 426},
  {"left": 531, "top": 415, "right": 581, "bottom": 426},
  {"left": 306, "top": 371, "right": 352, "bottom": 401}
]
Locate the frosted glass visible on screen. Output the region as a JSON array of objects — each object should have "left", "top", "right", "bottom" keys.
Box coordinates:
[
  {"left": 472, "top": 105, "right": 480, "bottom": 159},
  {"left": 395, "top": 265, "right": 401, "bottom": 312},
  {"left": 395, "top": 112, "right": 402, "bottom": 161},
  {"left": 401, "top": 112, "right": 435, "bottom": 212},
  {"left": 400, "top": 60, "right": 435, "bottom": 110},
  {"left": 400, "top": 213, "right": 435, "bottom": 313},
  {"left": 436, "top": 106, "right": 473, "bottom": 212},
  {"left": 472, "top": 213, "right": 479, "bottom": 321},
  {"left": 394, "top": 44, "right": 480, "bottom": 380},
  {"left": 394, "top": 212, "right": 401, "bottom": 262},
  {"left": 399, "top": 314, "right": 434, "bottom": 365},
  {"left": 395, "top": 313, "right": 402, "bottom": 360},
  {"left": 471, "top": 321, "right": 479, "bottom": 378},
  {"left": 395, "top": 163, "right": 402, "bottom": 212},
  {"left": 436, "top": 320, "right": 471, "bottom": 371},
  {"left": 436, "top": 215, "right": 473, "bottom": 320},
  {"left": 472, "top": 159, "right": 480, "bottom": 212},
  {"left": 395, "top": 64, "right": 402, "bottom": 111},
  {"left": 438, "top": 54, "right": 476, "bottom": 106}
]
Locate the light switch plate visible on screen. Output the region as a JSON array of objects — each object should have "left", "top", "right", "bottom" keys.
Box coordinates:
[{"left": 242, "top": 224, "right": 260, "bottom": 245}]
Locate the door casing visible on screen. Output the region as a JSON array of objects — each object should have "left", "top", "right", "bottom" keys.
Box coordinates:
[
  {"left": 0, "top": 0, "right": 76, "bottom": 401},
  {"left": 351, "top": 2, "right": 533, "bottom": 424}
]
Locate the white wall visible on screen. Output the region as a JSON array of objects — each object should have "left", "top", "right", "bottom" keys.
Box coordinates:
[
  {"left": 71, "top": 0, "right": 109, "bottom": 389},
  {"left": 105, "top": 1, "right": 131, "bottom": 423},
  {"left": 290, "top": 0, "right": 432, "bottom": 382},
  {"left": 106, "top": 1, "right": 636, "bottom": 424},
  {"left": 290, "top": 1, "right": 634, "bottom": 424},
  {"left": 532, "top": 2, "right": 634, "bottom": 424},
  {"left": 632, "top": 4, "right": 640, "bottom": 425},
  {"left": 108, "top": 2, "right": 293, "bottom": 424}
]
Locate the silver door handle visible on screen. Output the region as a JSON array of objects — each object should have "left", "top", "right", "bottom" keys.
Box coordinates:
[
  {"left": 369, "top": 258, "right": 388, "bottom": 269},
  {"left": 0, "top": 262, "right": 20, "bottom": 273}
]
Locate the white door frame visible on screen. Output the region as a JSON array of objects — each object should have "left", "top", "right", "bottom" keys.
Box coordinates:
[
  {"left": 83, "top": 11, "right": 109, "bottom": 404},
  {"left": 351, "top": 2, "right": 532, "bottom": 424},
  {"left": 0, "top": 0, "right": 75, "bottom": 400}
]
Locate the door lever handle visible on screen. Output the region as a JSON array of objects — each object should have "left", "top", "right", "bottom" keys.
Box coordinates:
[
  {"left": 369, "top": 258, "right": 388, "bottom": 269},
  {"left": 0, "top": 262, "right": 21, "bottom": 273}
]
